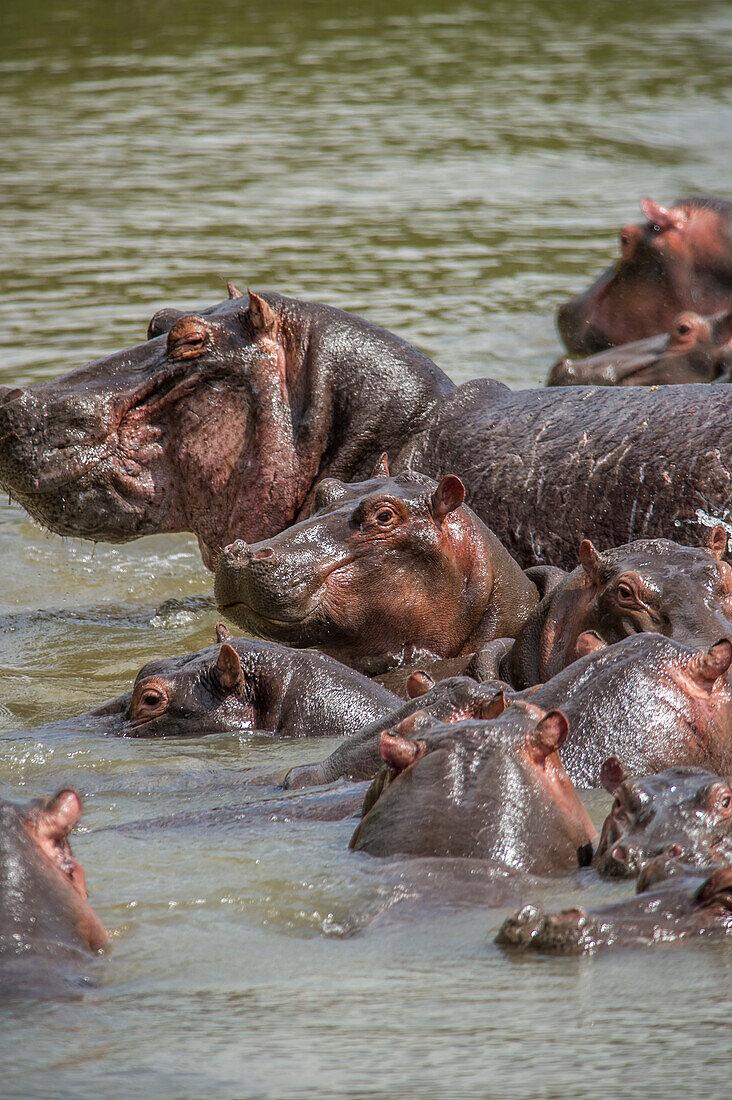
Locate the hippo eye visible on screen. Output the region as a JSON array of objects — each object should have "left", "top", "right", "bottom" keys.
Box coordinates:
[
  {"left": 141, "top": 690, "right": 163, "bottom": 708},
  {"left": 374, "top": 506, "right": 397, "bottom": 526},
  {"left": 617, "top": 582, "right": 635, "bottom": 601},
  {"left": 652, "top": 224, "right": 662, "bottom": 233},
  {"left": 677, "top": 322, "right": 691, "bottom": 335}
]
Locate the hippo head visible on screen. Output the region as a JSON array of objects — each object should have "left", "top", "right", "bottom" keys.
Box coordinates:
[
  {"left": 95, "top": 632, "right": 264, "bottom": 738},
  {"left": 557, "top": 196, "right": 732, "bottom": 355},
  {"left": 2, "top": 790, "right": 109, "bottom": 953},
  {"left": 593, "top": 759, "right": 732, "bottom": 878},
  {"left": 349, "top": 700, "right": 597, "bottom": 871},
  {"left": 572, "top": 528, "right": 732, "bottom": 654},
  {"left": 215, "top": 461, "right": 496, "bottom": 673}
]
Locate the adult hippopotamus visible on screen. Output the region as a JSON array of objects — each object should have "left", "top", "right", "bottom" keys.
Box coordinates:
[
  {"left": 593, "top": 761, "right": 732, "bottom": 878},
  {"left": 501, "top": 529, "right": 732, "bottom": 688},
  {"left": 215, "top": 462, "right": 538, "bottom": 674},
  {"left": 492, "top": 635, "right": 732, "bottom": 787},
  {"left": 90, "top": 625, "right": 400, "bottom": 738},
  {"left": 349, "top": 703, "right": 597, "bottom": 870},
  {"left": 548, "top": 308, "right": 732, "bottom": 387},
  {"left": 496, "top": 858, "right": 732, "bottom": 955},
  {"left": 557, "top": 196, "right": 732, "bottom": 355},
  {"left": 8, "top": 288, "right": 732, "bottom": 570},
  {"left": 0, "top": 790, "right": 108, "bottom": 988}
]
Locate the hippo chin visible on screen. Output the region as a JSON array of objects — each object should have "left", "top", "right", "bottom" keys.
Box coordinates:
[
  {"left": 557, "top": 196, "right": 732, "bottom": 355},
  {"left": 8, "top": 286, "right": 732, "bottom": 569},
  {"left": 214, "top": 460, "right": 537, "bottom": 675},
  {"left": 548, "top": 308, "right": 732, "bottom": 387}
]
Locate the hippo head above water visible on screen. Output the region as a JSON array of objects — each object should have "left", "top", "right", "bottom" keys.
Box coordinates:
[
  {"left": 557, "top": 196, "right": 732, "bottom": 355},
  {"left": 0, "top": 289, "right": 450, "bottom": 569},
  {"left": 548, "top": 307, "right": 732, "bottom": 387},
  {"left": 214, "top": 460, "right": 538, "bottom": 675}
]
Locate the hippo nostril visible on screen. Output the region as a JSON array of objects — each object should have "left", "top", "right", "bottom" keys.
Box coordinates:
[
  {"left": 612, "top": 844, "right": 629, "bottom": 864},
  {"left": 668, "top": 844, "right": 684, "bottom": 858},
  {"left": 253, "top": 547, "right": 274, "bottom": 561},
  {"left": 224, "top": 539, "right": 249, "bottom": 558}
]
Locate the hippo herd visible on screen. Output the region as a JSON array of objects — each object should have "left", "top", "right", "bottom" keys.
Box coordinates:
[{"left": 5, "top": 193, "right": 732, "bottom": 989}]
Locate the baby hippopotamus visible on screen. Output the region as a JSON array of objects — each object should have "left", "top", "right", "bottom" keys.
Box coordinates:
[
  {"left": 349, "top": 702, "right": 597, "bottom": 872},
  {"left": 497, "top": 857, "right": 732, "bottom": 955},
  {"left": 0, "top": 790, "right": 108, "bottom": 989},
  {"left": 593, "top": 760, "right": 732, "bottom": 878},
  {"left": 215, "top": 458, "right": 538, "bottom": 675},
  {"left": 547, "top": 308, "right": 732, "bottom": 387},
  {"left": 501, "top": 528, "right": 732, "bottom": 688},
  {"left": 92, "top": 626, "right": 401, "bottom": 738}
]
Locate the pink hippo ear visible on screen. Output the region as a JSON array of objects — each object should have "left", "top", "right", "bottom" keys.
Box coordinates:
[
  {"left": 45, "top": 789, "right": 83, "bottom": 838},
  {"left": 706, "top": 524, "right": 729, "bottom": 561},
  {"left": 431, "top": 475, "right": 465, "bottom": 523},
  {"left": 215, "top": 643, "right": 243, "bottom": 692},
  {"left": 215, "top": 621, "right": 235, "bottom": 644},
  {"left": 379, "top": 730, "right": 426, "bottom": 772},
  {"left": 576, "top": 630, "right": 607, "bottom": 658},
  {"left": 525, "top": 709, "right": 569, "bottom": 764},
  {"left": 406, "top": 671, "right": 435, "bottom": 698},
  {"left": 640, "top": 198, "right": 688, "bottom": 232},
  {"left": 226, "top": 281, "right": 244, "bottom": 300},
  {"left": 477, "top": 690, "right": 509, "bottom": 720},
  {"left": 371, "top": 452, "right": 390, "bottom": 479},
  {"left": 687, "top": 639, "right": 732, "bottom": 687},
  {"left": 579, "top": 539, "right": 602, "bottom": 583},
  {"left": 600, "top": 756, "right": 627, "bottom": 794},
  {"left": 247, "top": 290, "right": 278, "bottom": 338}
]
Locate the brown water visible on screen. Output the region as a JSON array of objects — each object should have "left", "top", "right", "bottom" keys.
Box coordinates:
[{"left": 1, "top": 1, "right": 732, "bottom": 1096}]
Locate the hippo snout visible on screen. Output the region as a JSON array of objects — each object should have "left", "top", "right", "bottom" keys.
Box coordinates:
[
  {"left": 546, "top": 358, "right": 578, "bottom": 386},
  {"left": 215, "top": 536, "right": 323, "bottom": 629}
]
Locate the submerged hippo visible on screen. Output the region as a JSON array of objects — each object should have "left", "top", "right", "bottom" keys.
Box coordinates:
[
  {"left": 349, "top": 703, "right": 597, "bottom": 871},
  {"left": 497, "top": 858, "right": 732, "bottom": 955},
  {"left": 497, "top": 634, "right": 732, "bottom": 787},
  {"left": 557, "top": 196, "right": 732, "bottom": 355},
  {"left": 0, "top": 790, "right": 108, "bottom": 989},
  {"left": 502, "top": 529, "right": 732, "bottom": 689},
  {"left": 593, "top": 761, "right": 732, "bottom": 878},
  {"left": 91, "top": 626, "right": 400, "bottom": 738},
  {"left": 9, "top": 288, "right": 732, "bottom": 569},
  {"left": 215, "top": 462, "right": 538, "bottom": 674},
  {"left": 548, "top": 308, "right": 732, "bottom": 387}
]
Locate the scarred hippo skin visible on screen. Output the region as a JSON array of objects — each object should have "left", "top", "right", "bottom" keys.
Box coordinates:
[
  {"left": 8, "top": 288, "right": 732, "bottom": 570},
  {"left": 501, "top": 529, "right": 732, "bottom": 689},
  {"left": 593, "top": 761, "right": 732, "bottom": 878},
  {"left": 214, "top": 461, "right": 538, "bottom": 675},
  {"left": 501, "top": 635, "right": 732, "bottom": 788},
  {"left": 282, "top": 675, "right": 506, "bottom": 789},
  {"left": 90, "top": 626, "right": 401, "bottom": 738},
  {"left": 557, "top": 196, "right": 732, "bottom": 355},
  {"left": 0, "top": 790, "right": 108, "bottom": 990},
  {"left": 548, "top": 308, "right": 732, "bottom": 387},
  {"left": 496, "top": 858, "right": 732, "bottom": 955},
  {"left": 349, "top": 703, "right": 597, "bottom": 871}
]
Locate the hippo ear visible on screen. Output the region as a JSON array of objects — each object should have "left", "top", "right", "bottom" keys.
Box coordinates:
[
  {"left": 395, "top": 710, "right": 427, "bottom": 738},
  {"left": 379, "top": 730, "right": 426, "bottom": 772},
  {"left": 579, "top": 539, "right": 602, "bottom": 582},
  {"left": 576, "top": 630, "right": 606, "bottom": 658},
  {"left": 406, "top": 671, "right": 435, "bottom": 698},
  {"left": 477, "top": 690, "right": 509, "bottom": 720},
  {"left": 640, "top": 198, "right": 688, "bottom": 232},
  {"left": 215, "top": 643, "right": 243, "bottom": 692},
  {"left": 712, "top": 308, "right": 732, "bottom": 347},
  {"left": 312, "top": 477, "right": 348, "bottom": 512},
  {"left": 600, "top": 756, "right": 627, "bottom": 794},
  {"left": 695, "top": 867, "right": 732, "bottom": 911},
  {"left": 687, "top": 639, "right": 732, "bottom": 687},
  {"left": 247, "top": 291, "right": 278, "bottom": 338},
  {"left": 706, "top": 524, "right": 729, "bottom": 561},
  {"left": 44, "top": 789, "right": 83, "bottom": 838},
  {"left": 431, "top": 475, "right": 465, "bottom": 523},
  {"left": 526, "top": 709, "right": 569, "bottom": 763},
  {"left": 215, "top": 621, "right": 234, "bottom": 644},
  {"left": 226, "top": 281, "right": 244, "bottom": 300},
  {"left": 370, "top": 452, "right": 390, "bottom": 479}
]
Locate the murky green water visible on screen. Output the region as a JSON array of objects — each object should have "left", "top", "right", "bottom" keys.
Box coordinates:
[{"left": 1, "top": 1, "right": 732, "bottom": 1096}]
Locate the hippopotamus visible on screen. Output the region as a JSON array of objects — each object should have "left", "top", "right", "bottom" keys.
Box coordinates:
[
  {"left": 90, "top": 625, "right": 401, "bottom": 738},
  {"left": 501, "top": 529, "right": 732, "bottom": 688},
  {"left": 593, "top": 761, "right": 732, "bottom": 878},
  {"left": 214, "top": 462, "right": 538, "bottom": 674},
  {"left": 349, "top": 702, "right": 597, "bottom": 870},
  {"left": 557, "top": 196, "right": 732, "bottom": 355},
  {"left": 496, "top": 858, "right": 732, "bottom": 955},
  {"left": 0, "top": 790, "right": 108, "bottom": 986},
  {"left": 548, "top": 308, "right": 732, "bottom": 387},
  {"left": 495, "top": 634, "right": 732, "bottom": 788},
  {"left": 282, "top": 675, "right": 506, "bottom": 789},
  {"left": 9, "top": 288, "right": 732, "bottom": 570}
]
